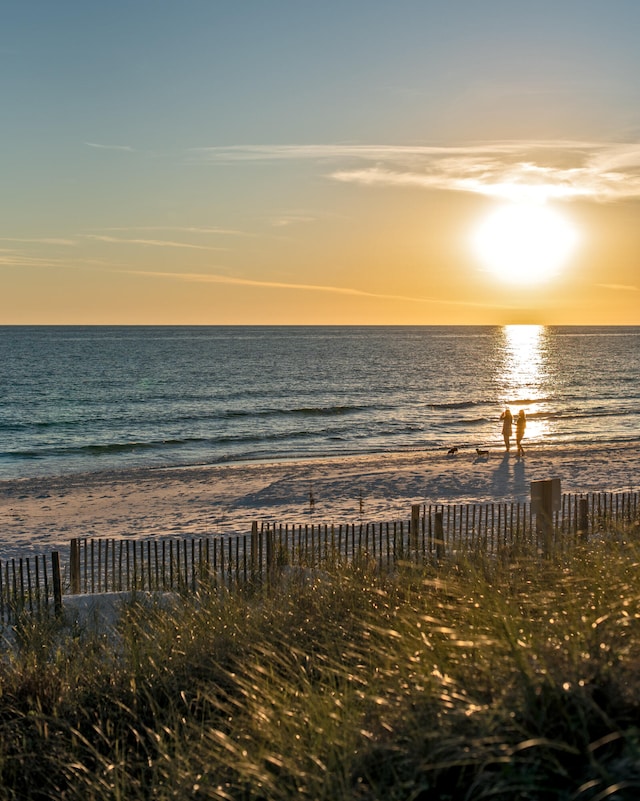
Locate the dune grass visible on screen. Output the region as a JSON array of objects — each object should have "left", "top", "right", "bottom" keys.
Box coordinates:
[{"left": 1, "top": 526, "right": 640, "bottom": 800}]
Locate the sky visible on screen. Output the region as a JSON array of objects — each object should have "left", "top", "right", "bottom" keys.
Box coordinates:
[{"left": 2, "top": 0, "right": 640, "bottom": 325}]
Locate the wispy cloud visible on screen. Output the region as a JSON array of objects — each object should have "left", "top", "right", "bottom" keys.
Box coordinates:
[
  {"left": 596, "top": 283, "right": 639, "bottom": 292},
  {"left": 194, "top": 141, "right": 640, "bottom": 203},
  {"left": 0, "top": 253, "right": 68, "bottom": 267},
  {"left": 0, "top": 237, "right": 77, "bottom": 246},
  {"left": 85, "top": 142, "right": 135, "bottom": 152},
  {"left": 82, "top": 234, "right": 227, "bottom": 251},
  {"left": 95, "top": 226, "right": 246, "bottom": 236},
  {"left": 122, "top": 268, "right": 491, "bottom": 308},
  {"left": 271, "top": 215, "right": 315, "bottom": 228}
]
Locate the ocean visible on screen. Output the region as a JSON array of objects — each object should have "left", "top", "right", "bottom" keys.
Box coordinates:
[{"left": 0, "top": 325, "right": 638, "bottom": 481}]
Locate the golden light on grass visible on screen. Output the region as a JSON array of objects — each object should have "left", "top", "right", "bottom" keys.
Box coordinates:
[
  {"left": 472, "top": 202, "right": 579, "bottom": 285},
  {"left": 5, "top": 533, "right": 640, "bottom": 799}
]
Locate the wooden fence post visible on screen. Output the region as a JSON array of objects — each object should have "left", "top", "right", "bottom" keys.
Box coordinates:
[
  {"left": 70, "top": 539, "right": 81, "bottom": 594},
  {"left": 410, "top": 504, "right": 420, "bottom": 557},
  {"left": 531, "top": 479, "right": 561, "bottom": 557},
  {"left": 434, "top": 512, "right": 445, "bottom": 560},
  {"left": 51, "top": 552, "right": 63, "bottom": 617},
  {"left": 578, "top": 498, "right": 589, "bottom": 539},
  {"left": 266, "top": 524, "right": 274, "bottom": 579},
  {"left": 251, "top": 521, "right": 259, "bottom": 579}
]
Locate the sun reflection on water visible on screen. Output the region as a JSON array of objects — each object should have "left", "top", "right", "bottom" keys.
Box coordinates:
[{"left": 499, "top": 325, "right": 550, "bottom": 443}]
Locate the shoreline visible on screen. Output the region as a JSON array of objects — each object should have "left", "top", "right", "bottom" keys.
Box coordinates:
[{"left": 1, "top": 441, "right": 639, "bottom": 560}]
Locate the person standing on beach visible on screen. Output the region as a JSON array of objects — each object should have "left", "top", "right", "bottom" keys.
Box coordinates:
[
  {"left": 516, "top": 409, "right": 526, "bottom": 456},
  {"left": 500, "top": 407, "right": 513, "bottom": 451}
]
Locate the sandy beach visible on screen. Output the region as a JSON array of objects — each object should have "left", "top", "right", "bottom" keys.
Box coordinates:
[{"left": 0, "top": 441, "right": 638, "bottom": 560}]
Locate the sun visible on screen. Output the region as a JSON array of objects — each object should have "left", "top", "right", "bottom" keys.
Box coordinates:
[{"left": 472, "top": 202, "right": 578, "bottom": 285}]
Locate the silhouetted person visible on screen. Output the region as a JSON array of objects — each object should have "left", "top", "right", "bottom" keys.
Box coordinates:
[
  {"left": 516, "top": 409, "right": 526, "bottom": 456},
  {"left": 500, "top": 407, "right": 513, "bottom": 451}
]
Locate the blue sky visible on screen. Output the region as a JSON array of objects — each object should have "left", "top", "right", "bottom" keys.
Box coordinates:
[{"left": 3, "top": 1, "right": 640, "bottom": 323}]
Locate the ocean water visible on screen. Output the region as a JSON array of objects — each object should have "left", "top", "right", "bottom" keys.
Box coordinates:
[{"left": 0, "top": 325, "right": 638, "bottom": 480}]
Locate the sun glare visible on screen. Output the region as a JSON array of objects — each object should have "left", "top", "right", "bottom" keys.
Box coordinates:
[{"left": 472, "top": 202, "right": 578, "bottom": 285}]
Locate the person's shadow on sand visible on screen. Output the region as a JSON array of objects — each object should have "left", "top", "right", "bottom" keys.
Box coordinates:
[
  {"left": 490, "top": 452, "right": 529, "bottom": 499},
  {"left": 490, "top": 453, "right": 511, "bottom": 496},
  {"left": 513, "top": 456, "right": 527, "bottom": 494}
]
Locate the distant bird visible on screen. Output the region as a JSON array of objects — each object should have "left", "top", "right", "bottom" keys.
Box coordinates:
[
  {"left": 447, "top": 446, "right": 459, "bottom": 455},
  {"left": 476, "top": 448, "right": 489, "bottom": 456}
]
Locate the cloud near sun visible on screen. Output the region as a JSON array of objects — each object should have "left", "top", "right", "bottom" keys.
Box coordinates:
[{"left": 195, "top": 141, "right": 640, "bottom": 205}]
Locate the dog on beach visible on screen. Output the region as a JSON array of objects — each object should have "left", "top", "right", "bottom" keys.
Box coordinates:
[
  {"left": 475, "top": 448, "right": 489, "bottom": 456},
  {"left": 447, "top": 446, "right": 459, "bottom": 455}
]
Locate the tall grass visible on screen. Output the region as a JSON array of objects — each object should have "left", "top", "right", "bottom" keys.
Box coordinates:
[{"left": 1, "top": 526, "right": 640, "bottom": 800}]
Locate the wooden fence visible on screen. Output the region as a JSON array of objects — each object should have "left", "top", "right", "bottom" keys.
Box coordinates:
[{"left": 1, "top": 490, "right": 638, "bottom": 624}]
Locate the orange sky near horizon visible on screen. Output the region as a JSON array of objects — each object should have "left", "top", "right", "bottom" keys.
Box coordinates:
[{"left": 2, "top": 3, "right": 640, "bottom": 326}]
